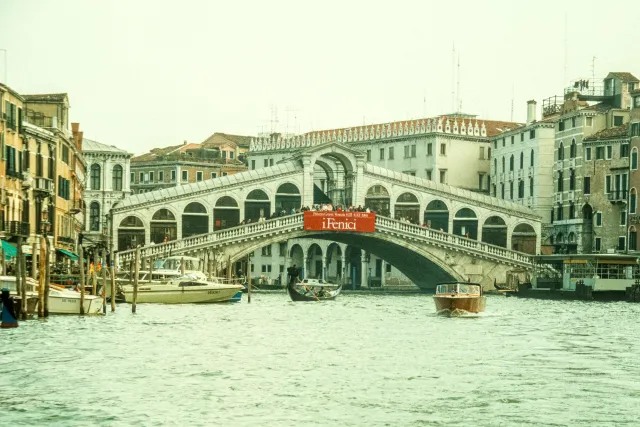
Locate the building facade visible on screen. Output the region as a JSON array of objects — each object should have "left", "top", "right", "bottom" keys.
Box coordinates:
[
  {"left": 627, "top": 89, "right": 640, "bottom": 252},
  {"left": 130, "top": 138, "right": 248, "bottom": 195},
  {"left": 82, "top": 136, "right": 132, "bottom": 250}
]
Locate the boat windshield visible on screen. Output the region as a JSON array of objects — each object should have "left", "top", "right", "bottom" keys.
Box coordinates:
[
  {"left": 436, "top": 283, "right": 481, "bottom": 295},
  {"left": 161, "top": 257, "right": 201, "bottom": 271}
]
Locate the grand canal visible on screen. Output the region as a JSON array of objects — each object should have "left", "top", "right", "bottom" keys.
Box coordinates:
[{"left": 2, "top": 293, "right": 640, "bottom": 426}]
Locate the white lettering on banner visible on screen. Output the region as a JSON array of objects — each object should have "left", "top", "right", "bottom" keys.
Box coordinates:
[{"left": 321, "top": 218, "right": 357, "bottom": 230}]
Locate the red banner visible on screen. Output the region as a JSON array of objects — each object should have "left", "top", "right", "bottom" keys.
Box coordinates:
[{"left": 304, "top": 211, "right": 376, "bottom": 232}]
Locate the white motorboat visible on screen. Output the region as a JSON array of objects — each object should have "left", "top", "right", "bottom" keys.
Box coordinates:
[
  {"left": 119, "top": 274, "right": 243, "bottom": 304},
  {"left": 0, "top": 276, "right": 103, "bottom": 315}
]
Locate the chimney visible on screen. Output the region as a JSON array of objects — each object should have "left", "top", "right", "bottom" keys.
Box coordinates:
[
  {"left": 77, "top": 131, "right": 84, "bottom": 152},
  {"left": 526, "top": 100, "right": 537, "bottom": 125},
  {"left": 71, "top": 122, "right": 79, "bottom": 133},
  {"left": 183, "top": 140, "right": 187, "bottom": 146}
]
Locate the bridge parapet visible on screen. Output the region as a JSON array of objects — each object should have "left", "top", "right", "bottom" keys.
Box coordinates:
[{"left": 116, "top": 213, "right": 534, "bottom": 270}]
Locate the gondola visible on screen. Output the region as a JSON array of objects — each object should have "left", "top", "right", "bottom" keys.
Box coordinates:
[{"left": 286, "top": 278, "right": 342, "bottom": 302}]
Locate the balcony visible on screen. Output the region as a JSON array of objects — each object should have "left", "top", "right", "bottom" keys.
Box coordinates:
[
  {"left": 6, "top": 169, "right": 21, "bottom": 179},
  {"left": 542, "top": 96, "right": 563, "bottom": 118},
  {"left": 33, "top": 177, "right": 54, "bottom": 194},
  {"left": 555, "top": 193, "right": 563, "bottom": 204},
  {"left": 608, "top": 190, "right": 628, "bottom": 203},
  {"left": 3, "top": 221, "right": 30, "bottom": 237},
  {"left": 508, "top": 171, "right": 514, "bottom": 181},
  {"left": 527, "top": 197, "right": 534, "bottom": 206},
  {"left": 517, "top": 169, "right": 524, "bottom": 179},
  {"left": 528, "top": 168, "right": 534, "bottom": 177},
  {"left": 57, "top": 236, "right": 75, "bottom": 245},
  {"left": 569, "top": 158, "right": 576, "bottom": 169},
  {"left": 555, "top": 160, "right": 563, "bottom": 171},
  {"left": 567, "top": 190, "right": 575, "bottom": 202}
]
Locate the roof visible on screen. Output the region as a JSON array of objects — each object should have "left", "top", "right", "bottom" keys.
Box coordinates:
[
  {"left": 82, "top": 138, "right": 132, "bottom": 155},
  {"left": 583, "top": 123, "right": 630, "bottom": 141},
  {"left": 582, "top": 102, "right": 613, "bottom": 113},
  {"left": 605, "top": 72, "right": 639, "bottom": 83},
  {"left": 22, "top": 93, "right": 68, "bottom": 103},
  {"left": 201, "top": 132, "right": 251, "bottom": 149},
  {"left": 131, "top": 143, "right": 197, "bottom": 162}
]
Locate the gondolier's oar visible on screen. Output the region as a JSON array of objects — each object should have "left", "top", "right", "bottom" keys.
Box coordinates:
[{"left": 298, "top": 278, "right": 320, "bottom": 301}]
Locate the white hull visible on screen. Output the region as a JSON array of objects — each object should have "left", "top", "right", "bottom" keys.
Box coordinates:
[
  {"left": 120, "top": 283, "right": 241, "bottom": 304},
  {"left": 48, "top": 292, "right": 103, "bottom": 315}
]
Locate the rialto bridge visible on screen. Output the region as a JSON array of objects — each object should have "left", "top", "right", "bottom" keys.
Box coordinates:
[{"left": 112, "top": 143, "right": 541, "bottom": 290}]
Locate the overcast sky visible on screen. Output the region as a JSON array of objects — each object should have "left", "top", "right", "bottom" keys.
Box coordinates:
[{"left": 1, "top": 0, "right": 638, "bottom": 154}]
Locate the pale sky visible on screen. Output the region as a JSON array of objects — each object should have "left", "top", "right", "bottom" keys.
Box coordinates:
[{"left": 1, "top": 0, "right": 638, "bottom": 155}]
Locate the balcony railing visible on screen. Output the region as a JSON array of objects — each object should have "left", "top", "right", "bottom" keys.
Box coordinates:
[
  {"left": 569, "top": 158, "right": 576, "bottom": 169},
  {"left": 608, "top": 190, "right": 628, "bottom": 203},
  {"left": 34, "top": 177, "right": 54, "bottom": 193},
  {"left": 3, "top": 221, "right": 30, "bottom": 237},
  {"left": 555, "top": 193, "right": 563, "bottom": 204},
  {"left": 57, "top": 236, "right": 75, "bottom": 244},
  {"left": 6, "top": 169, "right": 21, "bottom": 179}
]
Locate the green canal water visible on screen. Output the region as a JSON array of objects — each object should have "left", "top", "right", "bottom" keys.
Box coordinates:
[{"left": 2, "top": 293, "right": 640, "bottom": 426}]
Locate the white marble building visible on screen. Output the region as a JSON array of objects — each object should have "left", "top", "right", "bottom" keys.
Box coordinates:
[{"left": 82, "top": 138, "right": 133, "bottom": 248}]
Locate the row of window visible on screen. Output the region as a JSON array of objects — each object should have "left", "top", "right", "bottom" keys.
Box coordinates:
[
  {"left": 494, "top": 150, "right": 535, "bottom": 173},
  {"left": 130, "top": 169, "right": 228, "bottom": 185},
  {"left": 494, "top": 129, "right": 537, "bottom": 149},
  {"left": 493, "top": 178, "right": 535, "bottom": 200},
  {"left": 90, "top": 164, "right": 123, "bottom": 191}
]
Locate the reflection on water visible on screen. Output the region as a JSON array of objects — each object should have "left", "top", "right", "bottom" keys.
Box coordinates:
[{"left": 2, "top": 294, "right": 640, "bottom": 426}]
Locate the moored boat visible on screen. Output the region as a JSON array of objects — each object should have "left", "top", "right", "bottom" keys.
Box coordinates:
[
  {"left": 119, "top": 274, "right": 243, "bottom": 304},
  {"left": 286, "top": 278, "right": 342, "bottom": 302},
  {"left": 433, "top": 282, "right": 486, "bottom": 316},
  {"left": 48, "top": 284, "right": 103, "bottom": 315}
]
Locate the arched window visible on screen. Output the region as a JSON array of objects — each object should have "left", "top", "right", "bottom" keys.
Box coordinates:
[
  {"left": 509, "top": 155, "right": 514, "bottom": 171},
  {"left": 90, "top": 164, "right": 101, "bottom": 190},
  {"left": 569, "top": 169, "right": 575, "bottom": 190},
  {"left": 112, "top": 164, "right": 123, "bottom": 191},
  {"left": 519, "top": 152, "right": 524, "bottom": 169},
  {"left": 530, "top": 149, "right": 534, "bottom": 167},
  {"left": 631, "top": 188, "right": 637, "bottom": 214},
  {"left": 89, "top": 202, "right": 100, "bottom": 231},
  {"left": 570, "top": 139, "right": 577, "bottom": 158},
  {"left": 494, "top": 158, "right": 497, "bottom": 173},
  {"left": 501, "top": 157, "right": 505, "bottom": 172},
  {"left": 558, "top": 142, "right": 564, "bottom": 161},
  {"left": 632, "top": 148, "right": 638, "bottom": 170}
]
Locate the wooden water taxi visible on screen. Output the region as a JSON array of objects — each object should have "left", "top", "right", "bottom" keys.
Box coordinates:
[{"left": 433, "top": 282, "right": 486, "bottom": 315}]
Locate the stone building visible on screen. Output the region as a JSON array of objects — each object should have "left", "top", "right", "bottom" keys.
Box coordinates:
[
  {"left": 130, "top": 134, "right": 249, "bottom": 195},
  {"left": 489, "top": 100, "right": 556, "bottom": 251},
  {"left": 81, "top": 136, "right": 132, "bottom": 250},
  {"left": 548, "top": 72, "right": 637, "bottom": 254},
  {"left": 627, "top": 89, "right": 640, "bottom": 252}
]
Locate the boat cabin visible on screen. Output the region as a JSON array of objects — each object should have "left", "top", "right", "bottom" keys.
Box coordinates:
[
  {"left": 435, "top": 282, "right": 482, "bottom": 296},
  {"left": 156, "top": 256, "right": 202, "bottom": 272},
  {"left": 531, "top": 254, "right": 640, "bottom": 294}
]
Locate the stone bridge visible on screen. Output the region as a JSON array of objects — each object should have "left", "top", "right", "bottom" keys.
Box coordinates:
[{"left": 111, "top": 143, "right": 541, "bottom": 290}]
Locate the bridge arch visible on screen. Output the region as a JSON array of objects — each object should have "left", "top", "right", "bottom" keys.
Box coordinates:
[
  {"left": 244, "top": 189, "right": 271, "bottom": 222},
  {"left": 423, "top": 199, "right": 450, "bottom": 231},
  {"left": 151, "top": 208, "right": 177, "bottom": 244},
  {"left": 276, "top": 183, "right": 301, "bottom": 213},
  {"left": 182, "top": 202, "right": 209, "bottom": 238},
  {"left": 453, "top": 207, "right": 478, "bottom": 239},
  {"left": 288, "top": 243, "right": 304, "bottom": 276},
  {"left": 214, "top": 196, "right": 240, "bottom": 230},
  {"left": 511, "top": 222, "right": 537, "bottom": 254},
  {"left": 306, "top": 243, "right": 324, "bottom": 279},
  {"left": 117, "top": 215, "right": 146, "bottom": 251},
  {"left": 364, "top": 184, "right": 390, "bottom": 216},
  {"left": 481, "top": 215, "right": 507, "bottom": 248},
  {"left": 394, "top": 192, "right": 421, "bottom": 224}
]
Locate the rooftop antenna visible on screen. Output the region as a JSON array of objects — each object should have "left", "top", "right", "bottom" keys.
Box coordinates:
[
  {"left": 451, "top": 43, "right": 456, "bottom": 113},
  {"left": 423, "top": 88, "right": 426, "bottom": 118},
  {"left": 510, "top": 84, "right": 514, "bottom": 122},
  {"left": 269, "top": 105, "right": 279, "bottom": 134},
  {"left": 456, "top": 54, "right": 461, "bottom": 113},
  {"left": 563, "top": 12, "right": 568, "bottom": 84},
  {"left": 591, "top": 56, "right": 596, "bottom": 93}
]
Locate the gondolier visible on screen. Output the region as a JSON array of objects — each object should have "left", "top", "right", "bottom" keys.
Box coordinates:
[{"left": 287, "top": 264, "right": 300, "bottom": 286}]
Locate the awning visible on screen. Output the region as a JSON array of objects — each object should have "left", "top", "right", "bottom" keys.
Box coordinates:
[
  {"left": 1, "top": 240, "right": 17, "bottom": 259},
  {"left": 57, "top": 248, "right": 79, "bottom": 261}
]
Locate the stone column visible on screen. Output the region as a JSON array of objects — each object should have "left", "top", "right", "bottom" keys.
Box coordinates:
[
  {"left": 321, "top": 256, "right": 327, "bottom": 281},
  {"left": 302, "top": 255, "right": 308, "bottom": 280},
  {"left": 341, "top": 254, "right": 347, "bottom": 285},
  {"left": 381, "top": 262, "right": 386, "bottom": 287},
  {"left": 476, "top": 222, "right": 483, "bottom": 242},
  {"left": 506, "top": 225, "right": 513, "bottom": 251},
  {"left": 302, "top": 156, "right": 314, "bottom": 208},
  {"left": 360, "top": 253, "right": 368, "bottom": 288}
]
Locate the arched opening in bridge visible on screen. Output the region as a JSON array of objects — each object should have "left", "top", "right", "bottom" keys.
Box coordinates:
[
  {"left": 117, "top": 216, "right": 145, "bottom": 251},
  {"left": 275, "top": 183, "right": 301, "bottom": 214},
  {"left": 150, "top": 209, "right": 177, "bottom": 244},
  {"left": 312, "top": 152, "right": 355, "bottom": 207},
  {"left": 306, "top": 243, "right": 324, "bottom": 280},
  {"left": 214, "top": 196, "right": 239, "bottom": 230},
  {"left": 182, "top": 202, "right": 209, "bottom": 238},
  {"left": 581, "top": 203, "right": 594, "bottom": 253},
  {"left": 245, "top": 189, "right": 270, "bottom": 222},
  {"left": 345, "top": 246, "right": 363, "bottom": 289},
  {"left": 424, "top": 200, "right": 449, "bottom": 231},
  {"left": 511, "top": 223, "right": 537, "bottom": 254},
  {"left": 289, "top": 244, "right": 304, "bottom": 280},
  {"left": 481, "top": 216, "right": 507, "bottom": 247},
  {"left": 395, "top": 192, "right": 420, "bottom": 224},
  {"left": 325, "top": 243, "right": 343, "bottom": 282},
  {"left": 364, "top": 185, "right": 390, "bottom": 216},
  {"left": 453, "top": 208, "right": 478, "bottom": 239}
]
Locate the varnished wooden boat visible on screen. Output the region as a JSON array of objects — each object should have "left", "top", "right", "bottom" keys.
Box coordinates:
[
  {"left": 433, "top": 282, "right": 486, "bottom": 316},
  {"left": 287, "top": 278, "right": 342, "bottom": 302}
]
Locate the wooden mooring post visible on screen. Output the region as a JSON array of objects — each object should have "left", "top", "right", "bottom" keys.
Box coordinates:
[
  {"left": 38, "top": 236, "right": 46, "bottom": 318},
  {"left": 132, "top": 246, "right": 140, "bottom": 313},
  {"left": 626, "top": 279, "right": 640, "bottom": 302},
  {"left": 16, "top": 237, "right": 26, "bottom": 320},
  {"left": 246, "top": 254, "right": 251, "bottom": 304},
  {"left": 110, "top": 261, "right": 117, "bottom": 312},
  {"left": 44, "top": 236, "right": 50, "bottom": 317},
  {"left": 78, "top": 245, "right": 85, "bottom": 315},
  {"left": 101, "top": 248, "right": 107, "bottom": 314}
]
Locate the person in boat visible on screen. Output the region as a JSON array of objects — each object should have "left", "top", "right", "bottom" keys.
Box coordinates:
[
  {"left": 317, "top": 286, "right": 326, "bottom": 297},
  {"left": 287, "top": 265, "right": 300, "bottom": 286},
  {"left": 1, "top": 288, "right": 18, "bottom": 328}
]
